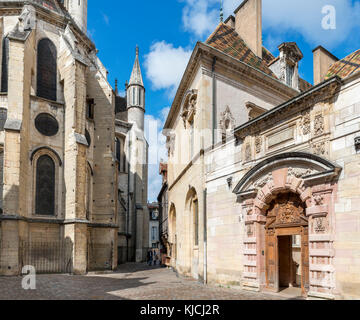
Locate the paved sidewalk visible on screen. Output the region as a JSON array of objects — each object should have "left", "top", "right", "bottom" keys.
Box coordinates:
[{"left": 0, "top": 263, "right": 301, "bottom": 300}]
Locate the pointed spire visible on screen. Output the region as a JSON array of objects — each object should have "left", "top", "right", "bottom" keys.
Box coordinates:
[
  {"left": 129, "top": 45, "right": 144, "bottom": 87},
  {"left": 115, "top": 79, "right": 118, "bottom": 95},
  {"left": 220, "top": 0, "right": 224, "bottom": 23}
]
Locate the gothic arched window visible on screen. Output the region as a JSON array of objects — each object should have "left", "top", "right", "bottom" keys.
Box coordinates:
[
  {"left": 35, "top": 155, "right": 55, "bottom": 216},
  {"left": 1, "top": 37, "right": 9, "bottom": 93},
  {"left": 37, "top": 38, "right": 57, "bottom": 101},
  {"left": 115, "top": 137, "right": 121, "bottom": 169}
]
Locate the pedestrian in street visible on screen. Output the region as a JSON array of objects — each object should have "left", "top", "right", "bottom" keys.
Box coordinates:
[
  {"left": 153, "top": 250, "right": 156, "bottom": 266},
  {"left": 147, "top": 250, "right": 153, "bottom": 266}
]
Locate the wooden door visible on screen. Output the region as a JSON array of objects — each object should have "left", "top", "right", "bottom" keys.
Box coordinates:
[
  {"left": 265, "top": 228, "right": 279, "bottom": 292},
  {"left": 301, "top": 226, "right": 309, "bottom": 296}
]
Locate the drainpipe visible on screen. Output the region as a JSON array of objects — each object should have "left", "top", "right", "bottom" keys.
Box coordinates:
[
  {"left": 126, "top": 138, "right": 131, "bottom": 261},
  {"left": 203, "top": 188, "right": 207, "bottom": 284},
  {"left": 212, "top": 57, "right": 217, "bottom": 146}
]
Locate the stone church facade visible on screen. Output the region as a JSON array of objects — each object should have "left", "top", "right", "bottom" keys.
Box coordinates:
[
  {"left": 0, "top": 0, "right": 148, "bottom": 275},
  {"left": 164, "top": 0, "right": 360, "bottom": 299}
]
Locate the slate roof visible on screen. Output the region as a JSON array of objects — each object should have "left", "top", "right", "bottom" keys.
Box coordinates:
[
  {"left": 325, "top": 49, "right": 360, "bottom": 80},
  {"left": 129, "top": 47, "right": 144, "bottom": 87},
  {"left": 205, "top": 23, "right": 277, "bottom": 78},
  {"left": 31, "top": 0, "right": 65, "bottom": 15},
  {"left": 299, "top": 78, "right": 312, "bottom": 92}
]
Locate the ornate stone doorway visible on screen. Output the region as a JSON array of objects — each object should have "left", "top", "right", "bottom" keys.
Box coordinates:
[
  {"left": 233, "top": 152, "right": 342, "bottom": 300},
  {"left": 265, "top": 193, "right": 309, "bottom": 296}
]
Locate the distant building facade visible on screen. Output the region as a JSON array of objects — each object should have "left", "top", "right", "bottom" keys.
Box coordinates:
[
  {"left": 164, "top": 0, "right": 360, "bottom": 299},
  {"left": 157, "top": 162, "right": 169, "bottom": 265},
  {"left": 148, "top": 202, "right": 159, "bottom": 250}
]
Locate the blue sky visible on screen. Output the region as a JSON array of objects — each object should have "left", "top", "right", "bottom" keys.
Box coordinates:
[{"left": 88, "top": 0, "right": 360, "bottom": 202}]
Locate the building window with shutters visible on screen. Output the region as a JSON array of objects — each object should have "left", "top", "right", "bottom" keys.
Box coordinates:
[
  {"left": 286, "top": 65, "right": 294, "bottom": 87},
  {"left": 37, "top": 38, "right": 57, "bottom": 101},
  {"left": 35, "top": 155, "right": 56, "bottom": 216}
]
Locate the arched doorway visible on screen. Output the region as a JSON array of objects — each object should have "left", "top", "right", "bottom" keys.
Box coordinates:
[
  {"left": 233, "top": 152, "right": 342, "bottom": 299},
  {"left": 265, "top": 193, "right": 309, "bottom": 296}
]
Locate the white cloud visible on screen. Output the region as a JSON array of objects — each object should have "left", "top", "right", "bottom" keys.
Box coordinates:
[
  {"left": 180, "top": 0, "right": 239, "bottom": 38},
  {"left": 262, "top": 0, "right": 360, "bottom": 48},
  {"left": 180, "top": 0, "right": 360, "bottom": 49},
  {"left": 102, "top": 12, "right": 110, "bottom": 26},
  {"left": 145, "top": 107, "right": 170, "bottom": 202},
  {"left": 144, "top": 41, "right": 192, "bottom": 97}
]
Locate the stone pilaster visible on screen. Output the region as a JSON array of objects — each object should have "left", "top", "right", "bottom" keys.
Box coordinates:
[{"left": 61, "top": 57, "right": 88, "bottom": 274}]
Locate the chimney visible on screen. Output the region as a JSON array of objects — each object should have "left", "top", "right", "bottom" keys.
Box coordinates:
[
  {"left": 224, "top": 15, "right": 235, "bottom": 28},
  {"left": 234, "top": 0, "right": 262, "bottom": 58},
  {"left": 313, "top": 46, "right": 339, "bottom": 85}
]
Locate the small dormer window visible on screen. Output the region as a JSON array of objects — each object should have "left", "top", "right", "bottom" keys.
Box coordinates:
[{"left": 286, "top": 65, "right": 294, "bottom": 87}]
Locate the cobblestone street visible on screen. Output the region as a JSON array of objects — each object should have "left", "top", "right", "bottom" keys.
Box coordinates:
[{"left": 0, "top": 263, "right": 303, "bottom": 300}]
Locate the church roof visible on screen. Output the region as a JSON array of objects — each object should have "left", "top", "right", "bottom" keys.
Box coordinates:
[
  {"left": 205, "top": 23, "right": 277, "bottom": 79},
  {"left": 31, "top": 0, "right": 66, "bottom": 15},
  {"left": 129, "top": 46, "right": 144, "bottom": 87},
  {"left": 325, "top": 49, "right": 360, "bottom": 80}
]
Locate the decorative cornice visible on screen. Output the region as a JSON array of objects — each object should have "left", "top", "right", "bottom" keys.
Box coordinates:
[{"left": 234, "top": 76, "right": 342, "bottom": 139}]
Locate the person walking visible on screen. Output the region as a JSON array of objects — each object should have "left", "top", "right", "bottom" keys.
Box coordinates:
[
  {"left": 153, "top": 250, "right": 156, "bottom": 266},
  {"left": 147, "top": 250, "right": 153, "bottom": 266}
]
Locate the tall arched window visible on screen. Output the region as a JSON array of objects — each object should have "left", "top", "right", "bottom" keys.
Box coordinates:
[
  {"left": 37, "top": 38, "right": 57, "bottom": 101},
  {"left": 35, "top": 155, "right": 55, "bottom": 216},
  {"left": 1, "top": 37, "right": 9, "bottom": 93},
  {"left": 115, "top": 137, "right": 121, "bottom": 171},
  {"left": 85, "top": 165, "right": 92, "bottom": 220}
]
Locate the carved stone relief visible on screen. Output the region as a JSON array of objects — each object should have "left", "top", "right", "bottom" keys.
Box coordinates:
[
  {"left": 219, "top": 106, "right": 235, "bottom": 142},
  {"left": 312, "top": 141, "right": 327, "bottom": 156},
  {"left": 255, "top": 136, "right": 262, "bottom": 154},
  {"left": 314, "top": 113, "right": 325, "bottom": 136},
  {"left": 244, "top": 143, "right": 252, "bottom": 162},
  {"left": 253, "top": 173, "right": 273, "bottom": 189},
  {"left": 288, "top": 167, "right": 315, "bottom": 178},
  {"left": 301, "top": 111, "right": 311, "bottom": 135},
  {"left": 312, "top": 216, "right": 329, "bottom": 234},
  {"left": 166, "top": 133, "right": 176, "bottom": 157},
  {"left": 313, "top": 194, "right": 324, "bottom": 206},
  {"left": 181, "top": 89, "right": 198, "bottom": 127},
  {"left": 267, "top": 193, "right": 306, "bottom": 227}
]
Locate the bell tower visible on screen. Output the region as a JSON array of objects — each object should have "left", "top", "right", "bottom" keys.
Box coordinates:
[
  {"left": 127, "top": 46, "right": 145, "bottom": 131},
  {"left": 64, "top": 0, "right": 88, "bottom": 33}
]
